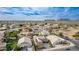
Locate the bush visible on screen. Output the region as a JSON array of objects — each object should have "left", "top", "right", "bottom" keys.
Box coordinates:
[
  {"left": 5, "top": 31, "right": 18, "bottom": 38},
  {"left": 73, "top": 34, "right": 79, "bottom": 37},
  {"left": 6, "top": 42, "right": 17, "bottom": 51},
  {"left": 5, "top": 31, "right": 18, "bottom": 51}
]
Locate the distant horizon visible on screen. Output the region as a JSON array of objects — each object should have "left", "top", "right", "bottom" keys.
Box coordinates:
[{"left": 0, "top": 18, "right": 79, "bottom": 21}]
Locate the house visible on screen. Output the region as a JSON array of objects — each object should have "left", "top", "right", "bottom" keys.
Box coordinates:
[
  {"left": 44, "top": 35, "right": 76, "bottom": 51},
  {"left": 17, "top": 37, "right": 32, "bottom": 48},
  {"left": 33, "top": 36, "right": 44, "bottom": 49},
  {"left": 0, "top": 43, "right": 6, "bottom": 51},
  {"left": 0, "top": 31, "right": 5, "bottom": 42},
  {"left": 0, "top": 27, "right": 7, "bottom": 30},
  {"left": 40, "top": 30, "right": 50, "bottom": 36}
]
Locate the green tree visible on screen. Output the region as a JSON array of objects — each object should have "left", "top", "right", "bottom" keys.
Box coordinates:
[{"left": 5, "top": 31, "right": 18, "bottom": 51}]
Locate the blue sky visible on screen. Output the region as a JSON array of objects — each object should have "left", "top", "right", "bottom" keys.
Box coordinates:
[{"left": 0, "top": 7, "right": 79, "bottom": 21}]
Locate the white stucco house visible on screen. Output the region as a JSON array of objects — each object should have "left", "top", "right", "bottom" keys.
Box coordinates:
[
  {"left": 17, "top": 37, "right": 32, "bottom": 48},
  {"left": 43, "top": 35, "right": 76, "bottom": 51},
  {"left": 33, "top": 36, "right": 44, "bottom": 48}
]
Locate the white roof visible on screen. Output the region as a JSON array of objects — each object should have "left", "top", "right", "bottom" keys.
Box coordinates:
[
  {"left": 33, "top": 36, "right": 43, "bottom": 45},
  {"left": 44, "top": 35, "right": 75, "bottom": 51},
  {"left": 17, "top": 37, "right": 32, "bottom": 47},
  {"left": 36, "top": 38, "right": 42, "bottom": 43},
  {"left": 20, "top": 31, "right": 27, "bottom": 35},
  {"left": 0, "top": 31, "right": 5, "bottom": 35},
  {"left": 0, "top": 27, "right": 7, "bottom": 30},
  {"left": 46, "top": 35, "right": 66, "bottom": 45},
  {"left": 40, "top": 30, "right": 49, "bottom": 35},
  {"left": 46, "top": 35, "right": 75, "bottom": 45}
]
